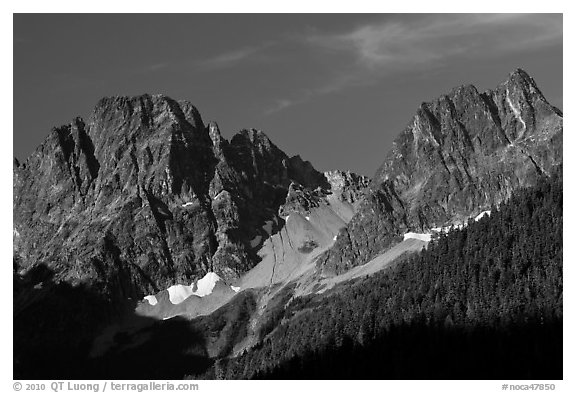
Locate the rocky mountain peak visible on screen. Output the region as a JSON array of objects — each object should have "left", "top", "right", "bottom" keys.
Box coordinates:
[
  {"left": 505, "top": 68, "right": 541, "bottom": 92},
  {"left": 230, "top": 128, "right": 277, "bottom": 154},
  {"left": 319, "top": 69, "right": 563, "bottom": 275},
  {"left": 13, "top": 93, "right": 338, "bottom": 303}
]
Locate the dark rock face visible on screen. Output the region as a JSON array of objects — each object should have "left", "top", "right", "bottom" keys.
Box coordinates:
[
  {"left": 319, "top": 69, "right": 563, "bottom": 274},
  {"left": 13, "top": 94, "right": 340, "bottom": 303}
]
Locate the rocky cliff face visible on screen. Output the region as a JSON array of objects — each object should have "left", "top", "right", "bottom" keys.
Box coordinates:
[
  {"left": 13, "top": 94, "right": 366, "bottom": 303},
  {"left": 319, "top": 69, "right": 563, "bottom": 274}
]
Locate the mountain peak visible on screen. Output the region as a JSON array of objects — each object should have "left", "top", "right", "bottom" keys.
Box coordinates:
[
  {"left": 449, "top": 83, "right": 478, "bottom": 96},
  {"left": 508, "top": 67, "right": 531, "bottom": 80},
  {"left": 320, "top": 68, "right": 563, "bottom": 275},
  {"left": 91, "top": 94, "right": 205, "bottom": 132},
  {"left": 499, "top": 67, "right": 542, "bottom": 95},
  {"left": 230, "top": 128, "right": 279, "bottom": 157},
  {"left": 234, "top": 128, "right": 272, "bottom": 144},
  {"left": 14, "top": 91, "right": 336, "bottom": 306}
]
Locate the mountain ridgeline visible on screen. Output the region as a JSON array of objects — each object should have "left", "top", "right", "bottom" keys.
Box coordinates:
[
  {"left": 319, "top": 69, "right": 562, "bottom": 274},
  {"left": 13, "top": 68, "right": 562, "bottom": 379},
  {"left": 13, "top": 94, "right": 364, "bottom": 303}
]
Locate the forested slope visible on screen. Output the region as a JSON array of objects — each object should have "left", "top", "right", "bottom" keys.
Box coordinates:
[{"left": 201, "top": 174, "right": 562, "bottom": 379}]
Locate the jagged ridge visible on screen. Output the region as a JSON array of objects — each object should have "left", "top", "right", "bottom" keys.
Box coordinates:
[
  {"left": 13, "top": 94, "right": 363, "bottom": 304},
  {"left": 319, "top": 69, "right": 563, "bottom": 274}
]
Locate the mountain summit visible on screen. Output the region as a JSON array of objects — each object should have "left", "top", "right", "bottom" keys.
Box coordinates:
[
  {"left": 318, "top": 68, "right": 562, "bottom": 274},
  {"left": 13, "top": 94, "right": 365, "bottom": 303}
]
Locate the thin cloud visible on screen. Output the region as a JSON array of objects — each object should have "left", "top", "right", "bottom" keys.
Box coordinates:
[
  {"left": 132, "top": 62, "right": 170, "bottom": 75},
  {"left": 143, "top": 62, "right": 169, "bottom": 72},
  {"left": 265, "top": 73, "right": 363, "bottom": 115},
  {"left": 266, "top": 99, "right": 295, "bottom": 115},
  {"left": 308, "top": 14, "right": 562, "bottom": 69},
  {"left": 131, "top": 42, "right": 275, "bottom": 76},
  {"left": 197, "top": 47, "right": 260, "bottom": 68},
  {"left": 194, "top": 42, "right": 275, "bottom": 69}
]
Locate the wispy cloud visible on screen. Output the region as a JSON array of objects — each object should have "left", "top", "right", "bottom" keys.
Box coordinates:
[
  {"left": 265, "top": 73, "right": 362, "bottom": 115},
  {"left": 266, "top": 99, "right": 295, "bottom": 115},
  {"left": 308, "top": 14, "right": 562, "bottom": 69},
  {"left": 132, "top": 62, "right": 171, "bottom": 75},
  {"left": 197, "top": 47, "right": 261, "bottom": 68},
  {"left": 129, "top": 42, "right": 275, "bottom": 77},
  {"left": 142, "top": 62, "right": 169, "bottom": 72},
  {"left": 193, "top": 42, "right": 276, "bottom": 69}
]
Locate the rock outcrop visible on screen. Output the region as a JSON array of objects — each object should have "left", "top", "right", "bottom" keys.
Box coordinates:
[{"left": 319, "top": 69, "right": 563, "bottom": 274}]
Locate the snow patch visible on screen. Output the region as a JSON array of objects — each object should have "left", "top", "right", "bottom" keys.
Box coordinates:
[
  {"left": 167, "top": 272, "right": 222, "bottom": 304},
  {"left": 403, "top": 232, "right": 432, "bottom": 242},
  {"left": 231, "top": 286, "right": 240, "bottom": 293},
  {"left": 422, "top": 212, "right": 490, "bottom": 238},
  {"left": 194, "top": 272, "right": 221, "bottom": 297},
  {"left": 474, "top": 210, "right": 492, "bottom": 222},
  {"left": 333, "top": 235, "right": 338, "bottom": 241},
  {"left": 167, "top": 285, "right": 195, "bottom": 305},
  {"left": 144, "top": 295, "right": 158, "bottom": 306},
  {"left": 305, "top": 216, "right": 310, "bottom": 221},
  {"left": 250, "top": 235, "right": 262, "bottom": 248},
  {"left": 181, "top": 202, "right": 194, "bottom": 207}
]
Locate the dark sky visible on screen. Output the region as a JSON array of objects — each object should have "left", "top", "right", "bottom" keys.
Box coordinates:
[{"left": 13, "top": 14, "right": 562, "bottom": 177}]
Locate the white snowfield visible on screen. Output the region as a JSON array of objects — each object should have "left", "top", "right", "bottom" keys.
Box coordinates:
[
  {"left": 167, "top": 272, "right": 222, "bottom": 304},
  {"left": 193, "top": 272, "right": 221, "bottom": 297},
  {"left": 181, "top": 202, "right": 194, "bottom": 207},
  {"left": 231, "top": 286, "right": 241, "bottom": 293},
  {"left": 167, "top": 285, "right": 195, "bottom": 305},
  {"left": 474, "top": 210, "right": 492, "bottom": 221},
  {"left": 402, "top": 210, "right": 492, "bottom": 242},
  {"left": 144, "top": 295, "right": 158, "bottom": 306},
  {"left": 403, "top": 232, "right": 432, "bottom": 242}
]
